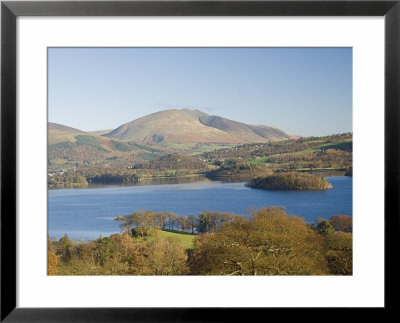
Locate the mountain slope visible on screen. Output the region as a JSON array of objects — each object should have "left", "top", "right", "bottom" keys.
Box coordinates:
[
  {"left": 48, "top": 122, "right": 86, "bottom": 144},
  {"left": 103, "top": 109, "right": 294, "bottom": 145},
  {"left": 48, "top": 122, "right": 86, "bottom": 136},
  {"left": 48, "top": 122, "right": 166, "bottom": 166},
  {"left": 103, "top": 109, "right": 242, "bottom": 145},
  {"left": 197, "top": 115, "right": 292, "bottom": 142}
]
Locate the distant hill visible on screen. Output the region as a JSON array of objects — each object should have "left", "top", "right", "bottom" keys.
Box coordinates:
[
  {"left": 48, "top": 122, "right": 86, "bottom": 144},
  {"left": 103, "top": 109, "right": 294, "bottom": 145},
  {"left": 48, "top": 122, "right": 166, "bottom": 167},
  {"left": 48, "top": 122, "right": 86, "bottom": 136}
]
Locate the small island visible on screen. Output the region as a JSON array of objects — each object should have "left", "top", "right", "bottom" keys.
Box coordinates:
[{"left": 247, "top": 172, "right": 333, "bottom": 191}]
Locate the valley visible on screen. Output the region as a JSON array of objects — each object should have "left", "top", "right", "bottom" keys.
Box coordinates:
[{"left": 48, "top": 109, "right": 352, "bottom": 188}]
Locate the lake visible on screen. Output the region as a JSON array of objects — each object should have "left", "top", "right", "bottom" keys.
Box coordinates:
[{"left": 48, "top": 176, "right": 352, "bottom": 240}]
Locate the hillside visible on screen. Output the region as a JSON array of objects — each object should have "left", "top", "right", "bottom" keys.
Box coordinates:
[
  {"left": 202, "top": 133, "right": 352, "bottom": 179},
  {"left": 133, "top": 153, "right": 210, "bottom": 171},
  {"left": 48, "top": 122, "right": 86, "bottom": 145},
  {"left": 48, "top": 122, "right": 86, "bottom": 136},
  {"left": 103, "top": 109, "right": 241, "bottom": 145},
  {"left": 103, "top": 109, "right": 294, "bottom": 145},
  {"left": 48, "top": 122, "right": 166, "bottom": 168},
  {"left": 198, "top": 114, "right": 292, "bottom": 142}
]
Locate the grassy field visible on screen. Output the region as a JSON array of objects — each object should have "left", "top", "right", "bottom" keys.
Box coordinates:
[
  {"left": 134, "top": 229, "right": 196, "bottom": 249},
  {"left": 249, "top": 156, "right": 274, "bottom": 164},
  {"left": 159, "top": 230, "right": 196, "bottom": 249}
]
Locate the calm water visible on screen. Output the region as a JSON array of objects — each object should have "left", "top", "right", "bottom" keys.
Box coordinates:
[{"left": 48, "top": 176, "right": 352, "bottom": 240}]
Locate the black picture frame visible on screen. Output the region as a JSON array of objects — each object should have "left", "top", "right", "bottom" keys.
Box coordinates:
[{"left": 1, "top": 0, "right": 399, "bottom": 321}]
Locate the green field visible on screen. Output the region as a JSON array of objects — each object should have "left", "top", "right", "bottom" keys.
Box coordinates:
[
  {"left": 134, "top": 229, "right": 196, "bottom": 249},
  {"left": 249, "top": 156, "right": 274, "bottom": 164}
]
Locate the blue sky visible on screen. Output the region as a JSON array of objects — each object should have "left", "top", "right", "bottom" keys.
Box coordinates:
[{"left": 48, "top": 47, "right": 352, "bottom": 136}]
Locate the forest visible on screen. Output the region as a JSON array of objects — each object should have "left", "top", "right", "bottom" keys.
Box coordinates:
[{"left": 48, "top": 207, "right": 352, "bottom": 276}]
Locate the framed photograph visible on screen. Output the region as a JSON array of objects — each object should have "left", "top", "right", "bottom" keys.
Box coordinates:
[{"left": 1, "top": 0, "right": 398, "bottom": 321}]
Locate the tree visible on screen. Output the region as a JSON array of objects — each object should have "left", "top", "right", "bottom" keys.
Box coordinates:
[
  {"left": 214, "top": 212, "right": 235, "bottom": 231},
  {"left": 197, "top": 212, "right": 210, "bottom": 233},
  {"left": 154, "top": 212, "right": 167, "bottom": 229},
  {"left": 317, "top": 220, "right": 335, "bottom": 236},
  {"left": 166, "top": 212, "right": 178, "bottom": 231},
  {"left": 177, "top": 216, "right": 190, "bottom": 232},
  {"left": 114, "top": 214, "right": 134, "bottom": 234},
  {"left": 142, "top": 233, "right": 189, "bottom": 275},
  {"left": 188, "top": 214, "right": 197, "bottom": 233},
  {"left": 97, "top": 236, "right": 114, "bottom": 265},
  {"left": 72, "top": 240, "right": 100, "bottom": 275},
  {"left": 47, "top": 251, "right": 58, "bottom": 275},
  {"left": 190, "top": 207, "right": 329, "bottom": 275},
  {"left": 57, "top": 233, "right": 73, "bottom": 262},
  {"left": 102, "top": 233, "right": 147, "bottom": 275},
  {"left": 325, "top": 232, "right": 352, "bottom": 275},
  {"left": 115, "top": 210, "right": 155, "bottom": 236},
  {"left": 329, "top": 215, "right": 352, "bottom": 233}
]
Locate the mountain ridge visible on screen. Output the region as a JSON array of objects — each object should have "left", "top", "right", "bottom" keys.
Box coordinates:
[{"left": 102, "top": 109, "right": 295, "bottom": 144}]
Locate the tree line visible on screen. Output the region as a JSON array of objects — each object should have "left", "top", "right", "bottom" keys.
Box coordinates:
[
  {"left": 49, "top": 207, "right": 352, "bottom": 276},
  {"left": 114, "top": 210, "right": 243, "bottom": 235}
]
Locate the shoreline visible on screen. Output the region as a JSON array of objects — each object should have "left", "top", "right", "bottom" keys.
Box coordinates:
[{"left": 48, "top": 169, "right": 347, "bottom": 190}]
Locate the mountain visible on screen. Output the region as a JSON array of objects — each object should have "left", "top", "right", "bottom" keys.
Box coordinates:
[
  {"left": 103, "top": 109, "right": 294, "bottom": 145},
  {"left": 103, "top": 109, "right": 242, "bottom": 145}
]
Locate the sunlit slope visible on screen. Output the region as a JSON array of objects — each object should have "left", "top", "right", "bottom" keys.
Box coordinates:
[
  {"left": 48, "top": 122, "right": 166, "bottom": 165},
  {"left": 103, "top": 109, "right": 295, "bottom": 145},
  {"left": 103, "top": 109, "right": 242, "bottom": 145}
]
